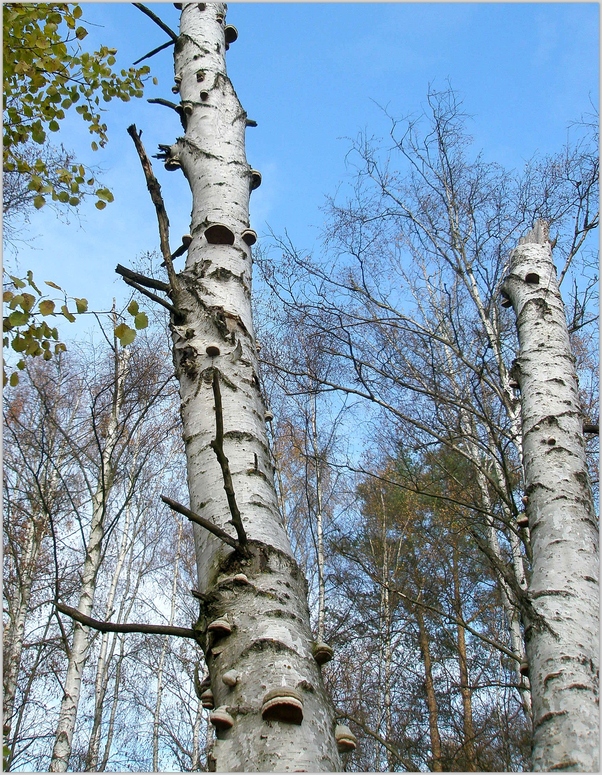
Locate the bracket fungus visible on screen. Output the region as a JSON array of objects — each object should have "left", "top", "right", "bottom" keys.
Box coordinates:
[
  {"left": 207, "top": 616, "right": 232, "bottom": 637},
  {"left": 222, "top": 669, "right": 240, "bottom": 687},
  {"left": 241, "top": 229, "right": 257, "bottom": 246},
  {"left": 205, "top": 224, "right": 235, "bottom": 245},
  {"left": 312, "top": 641, "right": 334, "bottom": 665},
  {"left": 224, "top": 25, "right": 238, "bottom": 45},
  {"left": 210, "top": 706, "right": 235, "bottom": 730},
  {"left": 264, "top": 410, "right": 274, "bottom": 422},
  {"left": 335, "top": 724, "right": 357, "bottom": 752},
  {"left": 249, "top": 170, "right": 262, "bottom": 191},
  {"left": 261, "top": 687, "right": 304, "bottom": 725},
  {"left": 201, "top": 688, "right": 215, "bottom": 709},
  {"left": 519, "top": 661, "right": 529, "bottom": 677},
  {"left": 500, "top": 291, "right": 512, "bottom": 309},
  {"left": 165, "top": 157, "right": 182, "bottom": 171},
  {"left": 517, "top": 514, "right": 529, "bottom": 529}
]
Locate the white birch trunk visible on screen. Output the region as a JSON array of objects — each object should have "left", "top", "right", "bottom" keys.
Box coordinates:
[
  {"left": 152, "top": 518, "right": 183, "bottom": 771},
  {"left": 85, "top": 493, "right": 134, "bottom": 771},
  {"left": 503, "top": 220, "right": 599, "bottom": 771},
  {"left": 3, "top": 518, "right": 42, "bottom": 730},
  {"left": 167, "top": 4, "right": 341, "bottom": 770},
  {"left": 49, "top": 350, "right": 129, "bottom": 772}
]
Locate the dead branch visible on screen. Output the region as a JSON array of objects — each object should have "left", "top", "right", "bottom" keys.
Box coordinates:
[
  {"left": 133, "top": 3, "right": 178, "bottom": 41},
  {"left": 211, "top": 369, "right": 247, "bottom": 545},
  {"left": 133, "top": 39, "right": 175, "bottom": 66},
  {"left": 126, "top": 124, "right": 179, "bottom": 291},
  {"left": 161, "top": 494, "right": 242, "bottom": 552},
  {"left": 115, "top": 264, "right": 170, "bottom": 293},
  {"left": 121, "top": 277, "right": 178, "bottom": 316},
  {"left": 55, "top": 601, "right": 198, "bottom": 640}
]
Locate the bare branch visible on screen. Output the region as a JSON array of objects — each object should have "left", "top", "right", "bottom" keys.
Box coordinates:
[
  {"left": 121, "top": 277, "right": 178, "bottom": 315},
  {"left": 133, "top": 3, "right": 178, "bottom": 42},
  {"left": 133, "top": 39, "right": 175, "bottom": 65},
  {"left": 115, "top": 264, "right": 170, "bottom": 293},
  {"left": 126, "top": 124, "right": 179, "bottom": 292},
  {"left": 210, "top": 369, "right": 247, "bottom": 545},
  {"left": 161, "top": 494, "right": 241, "bottom": 552},
  {"left": 55, "top": 601, "right": 198, "bottom": 640}
]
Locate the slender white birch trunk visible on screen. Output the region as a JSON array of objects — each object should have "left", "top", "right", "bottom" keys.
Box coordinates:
[
  {"left": 152, "top": 518, "right": 184, "bottom": 771},
  {"left": 3, "top": 518, "right": 42, "bottom": 730},
  {"left": 49, "top": 350, "right": 130, "bottom": 772},
  {"left": 85, "top": 493, "right": 134, "bottom": 771},
  {"left": 502, "top": 220, "right": 599, "bottom": 771},
  {"left": 161, "top": 4, "right": 341, "bottom": 770}
]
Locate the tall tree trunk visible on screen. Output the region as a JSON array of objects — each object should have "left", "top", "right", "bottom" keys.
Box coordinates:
[
  {"left": 85, "top": 489, "right": 135, "bottom": 771},
  {"left": 152, "top": 518, "right": 184, "bottom": 772},
  {"left": 503, "top": 220, "right": 599, "bottom": 771},
  {"left": 415, "top": 606, "right": 443, "bottom": 772},
  {"left": 160, "top": 4, "right": 341, "bottom": 770},
  {"left": 50, "top": 351, "right": 129, "bottom": 772},
  {"left": 3, "top": 517, "right": 44, "bottom": 731},
  {"left": 452, "top": 544, "right": 477, "bottom": 771}
]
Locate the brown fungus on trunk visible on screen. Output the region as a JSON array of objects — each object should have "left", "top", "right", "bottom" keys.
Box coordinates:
[
  {"left": 205, "top": 224, "right": 235, "bottom": 245},
  {"left": 261, "top": 688, "right": 304, "bottom": 725},
  {"left": 335, "top": 724, "right": 357, "bottom": 752}
]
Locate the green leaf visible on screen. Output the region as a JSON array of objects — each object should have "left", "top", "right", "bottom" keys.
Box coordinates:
[
  {"left": 114, "top": 322, "right": 136, "bottom": 347},
  {"left": 61, "top": 304, "right": 76, "bottom": 323},
  {"left": 134, "top": 312, "right": 148, "bottom": 330},
  {"left": 8, "top": 310, "right": 30, "bottom": 326},
  {"left": 45, "top": 280, "right": 63, "bottom": 290},
  {"left": 33, "top": 195, "right": 46, "bottom": 209},
  {"left": 95, "top": 187, "right": 114, "bottom": 202},
  {"left": 127, "top": 299, "right": 139, "bottom": 316},
  {"left": 95, "top": 200, "right": 106, "bottom": 210},
  {"left": 11, "top": 335, "right": 27, "bottom": 352},
  {"left": 26, "top": 270, "right": 41, "bottom": 294},
  {"left": 9, "top": 276, "right": 26, "bottom": 289},
  {"left": 10, "top": 372, "right": 19, "bottom": 387},
  {"left": 74, "top": 297, "right": 88, "bottom": 313},
  {"left": 39, "top": 299, "right": 56, "bottom": 315}
]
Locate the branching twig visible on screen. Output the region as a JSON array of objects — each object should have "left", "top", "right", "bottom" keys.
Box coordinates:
[
  {"left": 161, "top": 495, "right": 242, "bottom": 552},
  {"left": 211, "top": 369, "right": 247, "bottom": 545},
  {"left": 126, "top": 124, "right": 179, "bottom": 292},
  {"left": 133, "top": 39, "right": 175, "bottom": 65},
  {"left": 55, "top": 601, "right": 198, "bottom": 640},
  {"left": 133, "top": 3, "right": 178, "bottom": 41}
]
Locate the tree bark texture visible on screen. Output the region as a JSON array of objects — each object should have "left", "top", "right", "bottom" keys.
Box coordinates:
[
  {"left": 502, "top": 220, "right": 599, "bottom": 771},
  {"left": 165, "top": 4, "right": 341, "bottom": 770}
]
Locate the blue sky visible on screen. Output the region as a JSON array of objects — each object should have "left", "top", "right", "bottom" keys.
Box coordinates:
[{"left": 5, "top": 1, "right": 599, "bottom": 336}]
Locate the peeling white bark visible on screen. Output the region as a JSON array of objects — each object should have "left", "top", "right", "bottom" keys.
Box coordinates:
[
  {"left": 168, "top": 4, "right": 341, "bottom": 770},
  {"left": 503, "top": 221, "right": 599, "bottom": 771}
]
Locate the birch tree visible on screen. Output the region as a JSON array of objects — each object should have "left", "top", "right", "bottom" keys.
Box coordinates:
[
  {"left": 115, "top": 4, "right": 342, "bottom": 770},
  {"left": 502, "top": 220, "right": 599, "bottom": 771}
]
